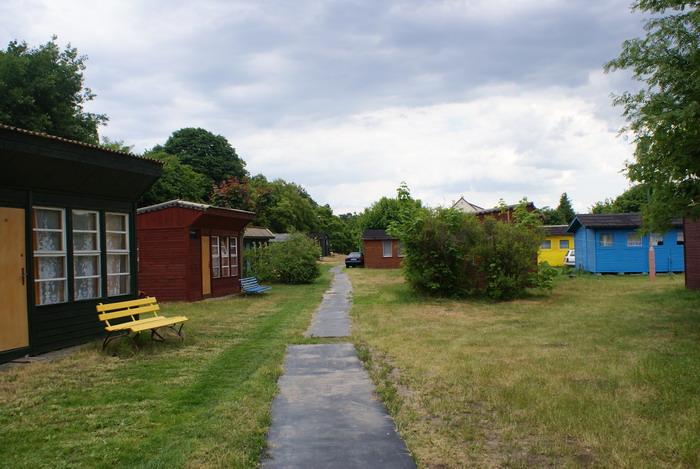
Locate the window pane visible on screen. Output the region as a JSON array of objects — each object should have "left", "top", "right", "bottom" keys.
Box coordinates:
[
  {"left": 541, "top": 240, "right": 551, "bottom": 249},
  {"left": 108, "top": 275, "right": 130, "bottom": 296},
  {"left": 221, "top": 238, "right": 229, "bottom": 257},
  {"left": 34, "top": 231, "right": 63, "bottom": 251},
  {"left": 75, "top": 255, "right": 99, "bottom": 277},
  {"left": 107, "top": 254, "right": 129, "bottom": 274},
  {"left": 75, "top": 277, "right": 99, "bottom": 300},
  {"left": 35, "top": 280, "right": 66, "bottom": 305},
  {"left": 107, "top": 233, "right": 127, "bottom": 250},
  {"left": 34, "top": 208, "right": 62, "bottom": 229},
  {"left": 230, "top": 237, "right": 237, "bottom": 256},
  {"left": 34, "top": 256, "right": 65, "bottom": 280},
  {"left": 74, "top": 232, "right": 98, "bottom": 251},
  {"left": 627, "top": 234, "right": 641, "bottom": 247},
  {"left": 222, "top": 266, "right": 230, "bottom": 277},
  {"left": 106, "top": 213, "right": 126, "bottom": 231},
  {"left": 73, "top": 211, "right": 97, "bottom": 230},
  {"left": 382, "top": 240, "right": 392, "bottom": 257},
  {"left": 559, "top": 239, "right": 569, "bottom": 249}
]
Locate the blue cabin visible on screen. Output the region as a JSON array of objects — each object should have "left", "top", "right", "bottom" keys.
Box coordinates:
[{"left": 568, "top": 213, "right": 685, "bottom": 273}]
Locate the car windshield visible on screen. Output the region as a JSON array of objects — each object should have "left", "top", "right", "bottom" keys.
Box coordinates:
[{"left": 348, "top": 252, "right": 361, "bottom": 257}]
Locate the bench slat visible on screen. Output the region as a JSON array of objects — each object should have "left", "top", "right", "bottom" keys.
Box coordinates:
[
  {"left": 129, "top": 316, "right": 188, "bottom": 332},
  {"left": 104, "top": 315, "right": 169, "bottom": 332},
  {"left": 96, "top": 296, "right": 157, "bottom": 312},
  {"left": 98, "top": 304, "right": 160, "bottom": 322}
]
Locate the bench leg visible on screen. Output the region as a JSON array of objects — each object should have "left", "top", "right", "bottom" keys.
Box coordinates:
[
  {"left": 151, "top": 328, "right": 165, "bottom": 342},
  {"left": 103, "top": 330, "right": 139, "bottom": 351}
]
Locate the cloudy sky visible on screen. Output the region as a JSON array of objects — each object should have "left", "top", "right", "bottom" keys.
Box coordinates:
[{"left": 1, "top": 0, "right": 647, "bottom": 214}]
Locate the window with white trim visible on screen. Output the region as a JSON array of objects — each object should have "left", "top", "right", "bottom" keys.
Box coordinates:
[
  {"left": 600, "top": 233, "right": 613, "bottom": 247},
  {"left": 211, "top": 236, "right": 221, "bottom": 278},
  {"left": 677, "top": 231, "right": 684, "bottom": 245},
  {"left": 627, "top": 233, "right": 642, "bottom": 247},
  {"left": 382, "top": 240, "right": 392, "bottom": 257},
  {"left": 32, "top": 207, "right": 67, "bottom": 305},
  {"left": 221, "top": 236, "right": 230, "bottom": 277},
  {"left": 230, "top": 237, "right": 239, "bottom": 276},
  {"left": 541, "top": 240, "right": 552, "bottom": 249},
  {"left": 73, "top": 210, "right": 101, "bottom": 300},
  {"left": 650, "top": 233, "right": 664, "bottom": 246},
  {"left": 106, "top": 213, "right": 130, "bottom": 296}
]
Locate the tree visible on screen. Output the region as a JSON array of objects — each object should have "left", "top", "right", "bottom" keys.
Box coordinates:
[
  {"left": 606, "top": 1, "right": 700, "bottom": 228},
  {"left": 556, "top": 193, "right": 576, "bottom": 224},
  {"left": 138, "top": 151, "right": 210, "bottom": 206},
  {"left": 162, "top": 128, "right": 247, "bottom": 185},
  {"left": 360, "top": 182, "right": 423, "bottom": 235},
  {"left": 539, "top": 207, "right": 566, "bottom": 225},
  {"left": 591, "top": 184, "right": 649, "bottom": 214},
  {"left": 0, "top": 37, "right": 107, "bottom": 143},
  {"left": 211, "top": 177, "right": 254, "bottom": 211},
  {"left": 100, "top": 136, "right": 133, "bottom": 153}
]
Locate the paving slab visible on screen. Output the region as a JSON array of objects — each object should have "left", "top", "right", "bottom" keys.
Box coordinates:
[
  {"left": 305, "top": 266, "right": 352, "bottom": 337},
  {"left": 262, "top": 343, "right": 415, "bottom": 469}
]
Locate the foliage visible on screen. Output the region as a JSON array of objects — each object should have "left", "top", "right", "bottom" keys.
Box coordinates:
[
  {"left": 591, "top": 184, "right": 649, "bottom": 214},
  {"left": 248, "top": 174, "right": 320, "bottom": 233},
  {"left": 100, "top": 136, "right": 133, "bottom": 153},
  {"left": 538, "top": 193, "right": 576, "bottom": 225},
  {"left": 162, "top": 127, "right": 247, "bottom": 185},
  {"left": 246, "top": 233, "right": 321, "bottom": 284},
  {"left": 606, "top": 1, "right": 700, "bottom": 229},
  {"left": 138, "top": 151, "right": 210, "bottom": 206},
  {"left": 361, "top": 182, "right": 425, "bottom": 236},
  {"left": 211, "top": 176, "right": 254, "bottom": 211},
  {"left": 402, "top": 208, "right": 543, "bottom": 300},
  {"left": 0, "top": 37, "right": 107, "bottom": 143},
  {"left": 540, "top": 207, "right": 566, "bottom": 225}
]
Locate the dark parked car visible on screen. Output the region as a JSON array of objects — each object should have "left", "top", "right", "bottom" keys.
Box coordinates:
[{"left": 345, "top": 252, "right": 364, "bottom": 268}]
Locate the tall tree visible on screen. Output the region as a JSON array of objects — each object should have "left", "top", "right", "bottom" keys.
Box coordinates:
[
  {"left": 0, "top": 37, "right": 107, "bottom": 143},
  {"left": 556, "top": 193, "right": 576, "bottom": 224},
  {"left": 591, "top": 184, "right": 649, "bottom": 214},
  {"left": 162, "top": 127, "right": 247, "bottom": 185},
  {"left": 606, "top": 1, "right": 700, "bottom": 228},
  {"left": 138, "top": 151, "right": 210, "bottom": 207}
]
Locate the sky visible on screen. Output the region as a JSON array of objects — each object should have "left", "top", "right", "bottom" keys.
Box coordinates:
[{"left": 0, "top": 0, "right": 647, "bottom": 214}]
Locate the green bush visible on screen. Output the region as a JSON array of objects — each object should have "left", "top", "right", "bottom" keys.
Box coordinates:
[
  {"left": 245, "top": 233, "right": 320, "bottom": 284},
  {"left": 402, "top": 208, "right": 545, "bottom": 300}
]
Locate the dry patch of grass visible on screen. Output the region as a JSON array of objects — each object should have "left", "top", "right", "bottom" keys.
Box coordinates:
[
  {"left": 350, "top": 269, "right": 700, "bottom": 468},
  {"left": 0, "top": 268, "right": 332, "bottom": 469}
]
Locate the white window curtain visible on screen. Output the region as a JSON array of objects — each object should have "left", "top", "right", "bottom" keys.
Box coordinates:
[
  {"left": 106, "top": 213, "right": 130, "bottom": 296},
  {"left": 230, "top": 237, "right": 239, "bottom": 276},
  {"left": 73, "top": 210, "right": 101, "bottom": 300},
  {"left": 382, "top": 240, "right": 392, "bottom": 257},
  {"left": 32, "top": 207, "right": 67, "bottom": 305},
  {"left": 211, "top": 236, "right": 220, "bottom": 278}
]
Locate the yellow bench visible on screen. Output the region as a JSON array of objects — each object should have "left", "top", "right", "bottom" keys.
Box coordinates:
[{"left": 96, "top": 297, "right": 188, "bottom": 350}]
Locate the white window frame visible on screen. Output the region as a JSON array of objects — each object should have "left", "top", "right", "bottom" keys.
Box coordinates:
[
  {"left": 230, "top": 237, "right": 239, "bottom": 276},
  {"left": 32, "top": 206, "right": 68, "bottom": 305},
  {"left": 626, "top": 233, "right": 642, "bottom": 248},
  {"left": 541, "top": 239, "right": 552, "bottom": 250},
  {"left": 211, "top": 236, "right": 221, "bottom": 278},
  {"left": 677, "top": 231, "right": 685, "bottom": 245},
  {"left": 559, "top": 239, "right": 569, "bottom": 249},
  {"left": 221, "top": 236, "right": 230, "bottom": 277},
  {"left": 650, "top": 233, "right": 664, "bottom": 246},
  {"left": 600, "top": 233, "right": 613, "bottom": 247},
  {"left": 72, "top": 210, "right": 101, "bottom": 300},
  {"left": 382, "top": 240, "right": 393, "bottom": 258},
  {"left": 106, "top": 212, "right": 130, "bottom": 297}
]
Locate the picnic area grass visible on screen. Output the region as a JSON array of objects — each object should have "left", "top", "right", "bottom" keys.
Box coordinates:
[
  {"left": 349, "top": 269, "right": 700, "bottom": 468},
  {"left": 0, "top": 267, "right": 331, "bottom": 469}
]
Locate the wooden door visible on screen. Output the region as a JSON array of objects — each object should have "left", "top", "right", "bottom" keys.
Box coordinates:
[
  {"left": 201, "top": 236, "right": 211, "bottom": 296},
  {"left": 0, "top": 207, "right": 29, "bottom": 352}
]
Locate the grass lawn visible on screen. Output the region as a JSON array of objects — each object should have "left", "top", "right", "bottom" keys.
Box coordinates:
[
  {"left": 349, "top": 269, "right": 700, "bottom": 468},
  {"left": 0, "top": 267, "right": 331, "bottom": 469}
]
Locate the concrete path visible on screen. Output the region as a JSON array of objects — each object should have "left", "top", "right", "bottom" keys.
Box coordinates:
[
  {"left": 263, "top": 266, "right": 415, "bottom": 468},
  {"left": 262, "top": 344, "right": 415, "bottom": 469},
  {"left": 305, "top": 266, "right": 352, "bottom": 338}
]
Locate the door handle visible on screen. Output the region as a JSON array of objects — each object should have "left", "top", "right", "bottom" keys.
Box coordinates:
[{"left": 21, "top": 267, "right": 25, "bottom": 286}]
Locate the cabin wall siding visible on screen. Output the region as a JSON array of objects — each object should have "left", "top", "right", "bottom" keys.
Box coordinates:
[
  {"left": 363, "top": 239, "right": 403, "bottom": 268},
  {"left": 137, "top": 227, "right": 190, "bottom": 301}
]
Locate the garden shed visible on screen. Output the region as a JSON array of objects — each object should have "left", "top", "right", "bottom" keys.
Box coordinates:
[
  {"left": 309, "top": 232, "right": 331, "bottom": 257},
  {"left": 244, "top": 226, "right": 275, "bottom": 249},
  {"left": 684, "top": 218, "right": 700, "bottom": 290},
  {"left": 568, "top": 213, "right": 684, "bottom": 274},
  {"left": 137, "top": 200, "right": 255, "bottom": 301},
  {"left": 362, "top": 229, "right": 404, "bottom": 268},
  {"left": 0, "top": 124, "right": 162, "bottom": 363},
  {"left": 538, "top": 225, "right": 574, "bottom": 266}
]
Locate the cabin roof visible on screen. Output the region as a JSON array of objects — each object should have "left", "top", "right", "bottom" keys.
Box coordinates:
[
  {"left": 362, "top": 229, "right": 397, "bottom": 240},
  {"left": 137, "top": 199, "right": 255, "bottom": 216},
  {"left": 568, "top": 213, "right": 683, "bottom": 232},
  {"left": 244, "top": 226, "right": 275, "bottom": 239},
  {"left": 542, "top": 225, "right": 570, "bottom": 236}
]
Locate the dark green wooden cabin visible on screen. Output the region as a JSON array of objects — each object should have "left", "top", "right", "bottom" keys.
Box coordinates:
[{"left": 0, "top": 124, "right": 162, "bottom": 363}]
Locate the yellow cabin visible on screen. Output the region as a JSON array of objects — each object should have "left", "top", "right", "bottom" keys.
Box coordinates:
[{"left": 538, "top": 225, "right": 574, "bottom": 266}]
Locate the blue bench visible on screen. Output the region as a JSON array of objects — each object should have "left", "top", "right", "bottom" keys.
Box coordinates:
[{"left": 240, "top": 277, "right": 271, "bottom": 294}]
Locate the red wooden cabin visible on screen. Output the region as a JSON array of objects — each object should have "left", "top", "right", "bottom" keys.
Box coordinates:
[
  {"left": 684, "top": 218, "right": 700, "bottom": 290},
  {"left": 137, "top": 200, "right": 255, "bottom": 301},
  {"left": 362, "top": 229, "right": 404, "bottom": 269}
]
